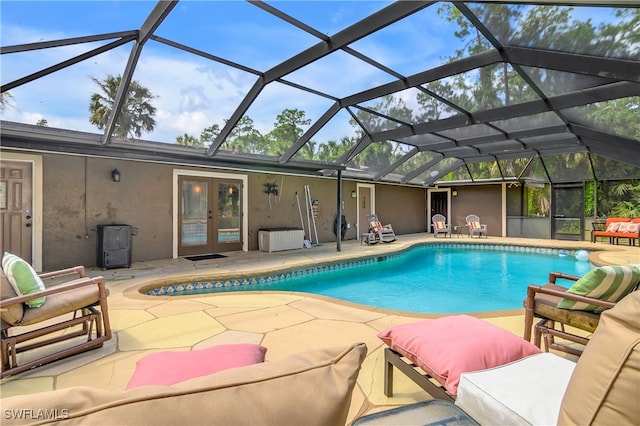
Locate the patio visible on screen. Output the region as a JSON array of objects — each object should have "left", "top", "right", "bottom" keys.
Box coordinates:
[{"left": 1, "top": 234, "right": 638, "bottom": 423}]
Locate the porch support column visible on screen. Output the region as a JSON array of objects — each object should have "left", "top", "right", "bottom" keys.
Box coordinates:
[{"left": 336, "top": 170, "right": 342, "bottom": 252}]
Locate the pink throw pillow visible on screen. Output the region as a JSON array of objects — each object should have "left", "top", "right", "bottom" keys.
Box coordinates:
[
  {"left": 377, "top": 315, "right": 541, "bottom": 395},
  {"left": 606, "top": 222, "right": 621, "bottom": 232},
  {"left": 126, "top": 344, "right": 267, "bottom": 389}
]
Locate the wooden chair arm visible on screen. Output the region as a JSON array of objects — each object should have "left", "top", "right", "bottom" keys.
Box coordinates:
[
  {"left": 525, "top": 284, "right": 616, "bottom": 310},
  {"left": 548, "top": 271, "right": 581, "bottom": 283},
  {"left": 39, "top": 266, "right": 86, "bottom": 280},
  {"left": 0, "top": 276, "right": 106, "bottom": 308}
]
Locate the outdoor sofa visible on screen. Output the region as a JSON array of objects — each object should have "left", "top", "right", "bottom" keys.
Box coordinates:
[
  {"left": 1, "top": 343, "right": 367, "bottom": 425},
  {"left": 592, "top": 217, "right": 640, "bottom": 245}
]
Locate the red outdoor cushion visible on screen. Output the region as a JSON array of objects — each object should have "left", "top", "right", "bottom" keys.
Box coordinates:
[{"left": 126, "top": 344, "right": 267, "bottom": 389}]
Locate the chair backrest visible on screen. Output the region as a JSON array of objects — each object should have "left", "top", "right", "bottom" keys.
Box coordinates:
[
  {"left": 432, "top": 214, "right": 446, "bottom": 224},
  {"left": 367, "top": 214, "right": 381, "bottom": 233},
  {"left": 558, "top": 290, "right": 640, "bottom": 424},
  {"left": 465, "top": 214, "right": 479, "bottom": 225},
  {"left": 0, "top": 267, "right": 24, "bottom": 327},
  {"left": 432, "top": 214, "right": 447, "bottom": 231}
]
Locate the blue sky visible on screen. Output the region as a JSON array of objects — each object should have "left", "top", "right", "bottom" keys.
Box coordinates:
[{"left": 0, "top": 1, "right": 626, "bottom": 147}]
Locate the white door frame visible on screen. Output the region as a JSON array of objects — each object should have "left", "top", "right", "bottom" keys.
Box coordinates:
[
  {"left": 426, "top": 188, "right": 451, "bottom": 232},
  {"left": 173, "top": 169, "right": 248, "bottom": 257},
  {"left": 0, "top": 152, "right": 43, "bottom": 271},
  {"left": 356, "top": 183, "right": 375, "bottom": 235}
]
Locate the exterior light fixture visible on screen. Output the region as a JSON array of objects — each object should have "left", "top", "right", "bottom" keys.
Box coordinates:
[
  {"left": 452, "top": 190, "right": 458, "bottom": 197},
  {"left": 351, "top": 191, "right": 357, "bottom": 198},
  {"left": 111, "top": 169, "right": 121, "bottom": 182}
]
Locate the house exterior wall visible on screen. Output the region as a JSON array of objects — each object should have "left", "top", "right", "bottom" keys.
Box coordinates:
[
  {"left": 449, "top": 185, "right": 503, "bottom": 236},
  {"left": 12, "top": 151, "right": 427, "bottom": 270}
]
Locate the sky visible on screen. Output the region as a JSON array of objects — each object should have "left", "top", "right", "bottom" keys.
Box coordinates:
[
  {"left": 0, "top": 1, "right": 626, "bottom": 148},
  {"left": 1, "top": 0, "right": 463, "bottom": 145}
]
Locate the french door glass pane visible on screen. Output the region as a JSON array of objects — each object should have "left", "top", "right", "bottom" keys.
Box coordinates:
[
  {"left": 218, "top": 182, "right": 240, "bottom": 243},
  {"left": 181, "top": 180, "right": 208, "bottom": 246}
]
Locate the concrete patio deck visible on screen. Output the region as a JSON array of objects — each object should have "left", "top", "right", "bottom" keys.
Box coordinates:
[{"left": 1, "top": 234, "right": 638, "bottom": 423}]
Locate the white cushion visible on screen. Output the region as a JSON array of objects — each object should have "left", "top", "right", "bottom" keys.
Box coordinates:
[{"left": 455, "top": 353, "right": 575, "bottom": 426}]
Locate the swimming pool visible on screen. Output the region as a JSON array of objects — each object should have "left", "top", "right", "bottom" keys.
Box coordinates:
[{"left": 145, "top": 244, "right": 592, "bottom": 314}]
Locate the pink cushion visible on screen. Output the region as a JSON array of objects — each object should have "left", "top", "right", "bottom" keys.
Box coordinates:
[
  {"left": 126, "top": 344, "right": 267, "bottom": 389},
  {"left": 377, "top": 315, "right": 541, "bottom": 395},
  {"left": 606, "top": 222, "right": 622, "bottom": 232}
]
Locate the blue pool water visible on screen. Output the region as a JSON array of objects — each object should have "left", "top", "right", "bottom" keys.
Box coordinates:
[{"left": 149, "top": 245, "right": 593, "bottom": 314}]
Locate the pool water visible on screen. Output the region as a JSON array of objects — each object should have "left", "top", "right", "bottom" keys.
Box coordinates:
[{"left": 152, "top": 245, "right": 593, "bottom": 314}]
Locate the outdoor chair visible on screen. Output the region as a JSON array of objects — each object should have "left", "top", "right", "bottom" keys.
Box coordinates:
[
  {"left": 367, "top": 214, "right": 397, "bottom": 243},
  {"left": 523, "top": 265, "right": 640, "bottom": 356},
  {"left": 431, "top": 214, "right": 450, "bottom": 238},
  {"left": 360, "top": 290, "right": 640, "bottom": 425},
  {"left": 465, "top": 214, "right": 487, "bottom": 238},
  {"left": 1, "top": 258, "right": 111, "bottom": 378}
]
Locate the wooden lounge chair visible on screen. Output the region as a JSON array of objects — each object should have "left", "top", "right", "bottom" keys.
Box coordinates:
[
  {"left": 367, "top": 214, "right": 397, "bottom": 243},
  {"left": 465, "top": 214, "right": 487, "bottom": 238},
  {"left": 431, "top": 214, "right": 450, "bottom": 238},
  {"left": 523, "top": 267, "right": 640, "bottom": 356},
  {"left": 1, "top": 264, "right": 111, "bottom": 378},
  {"left": 361, "top": 290, "right": 640, "bottom": 425}
]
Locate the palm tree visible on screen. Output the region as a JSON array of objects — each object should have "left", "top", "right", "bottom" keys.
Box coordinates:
[
  {"left": 176, "top": 133, "right": 203, "bottom": 147},
  {"left": 0, "top": 91, "right": 14, "bottom": 113},
  {"left": 89, "top": 74, "right": 156, "bottom": 139}
]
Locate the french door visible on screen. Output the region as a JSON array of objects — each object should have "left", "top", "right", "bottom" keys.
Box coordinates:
[{"left": 178, "top": 176, "right": 243, "bottom": 256}]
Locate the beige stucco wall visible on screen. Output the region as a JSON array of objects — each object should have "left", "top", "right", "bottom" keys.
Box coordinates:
[
  {"left": 450, "top": 185, "right": 503, "bottom": 236},
  {"left": 32, "top": 152, "right": 427, "bottom": 270}
]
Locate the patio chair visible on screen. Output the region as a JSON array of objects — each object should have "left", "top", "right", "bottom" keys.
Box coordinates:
[
  {"left": 1, "top": 259, "right": 111, "bottom": 378},
  {"left": 465, "top": 214, "right": 487, "bottom": 238},
  {"left": 361, "top": 290, "right": 640, "bottom": 425},
  {"left": 431, "top": 214, "right": 450, "bottom": 238},
  {"left": 367, "top": 214, "right": 397, "bottom": 243},
  {"left": 523, "top": 265, "right": 640, "bottom": 356}
]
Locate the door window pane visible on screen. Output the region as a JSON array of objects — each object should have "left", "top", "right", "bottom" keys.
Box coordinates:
[
  {"left": 218, "top": 182, "right": 240, "bottom": 243},
  {"left": 181, "top": 180, "right": 208, "bottom": 246}
]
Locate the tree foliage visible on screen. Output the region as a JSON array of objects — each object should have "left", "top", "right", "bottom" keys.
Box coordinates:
[
  {"left": 0, "top": 91, "right": 14, "bottom": 113},
  {"left": 89, "top": 74, "right": 157, "bottom": 139},
  {"left": 182, "top": 3, "right": 637, "bottom": 198}
]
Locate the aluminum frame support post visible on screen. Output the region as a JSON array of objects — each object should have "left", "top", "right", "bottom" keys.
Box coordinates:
[{"left": 336, "top": 170, "right": 342, "bottom": 252}]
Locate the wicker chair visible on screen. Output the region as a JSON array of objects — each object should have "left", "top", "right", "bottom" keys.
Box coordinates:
[
  {"left": 432, "top": 214, "right": 450, "bottom": 238},
  {"left": 465, "top": 214, "right": 487, "bottom": 238}
]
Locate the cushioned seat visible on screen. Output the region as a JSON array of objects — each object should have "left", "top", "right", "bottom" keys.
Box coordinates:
[
  {"left": 15, "top": 279, "right": 103, "bottom": 326},
  {"left": 524, "top": 266, "right": 640, "bottom": 355},
  {"left": 529, "top": 284, "right": 600, "bottom": 332},
  {"left": 1, "top": 343, "right": 367, "bottom": 426},
  {"left": 465, "top": 214, "right": 487, "bottom": 238},
  {"left": 455, "top": 353, "right": 575, "bottom": 425},
  {"left": 432, "top": 214, "right": 450, "bottom": 238},
  {"left": 1, "top": 257, "right": 111, "bottom": 378},
  {"left": 377, "top": 315, "right": 541, "bottom": 400},
  {"left": 358, "top": 290, "right": 640, "bottom": 425}
]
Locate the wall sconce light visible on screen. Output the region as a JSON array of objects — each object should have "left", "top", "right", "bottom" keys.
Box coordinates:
[
  {"left": 351, "top": 191, "right": 357, "bottom": 198},
  {"left": 264, "top": 183, "right": 278, "bottom": 196},
  {"left": 452, "top": 190, "right": 458, "bottom": 197},
  {"left": 111, "top": 169, "right": 121, "bottom": 183}
]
